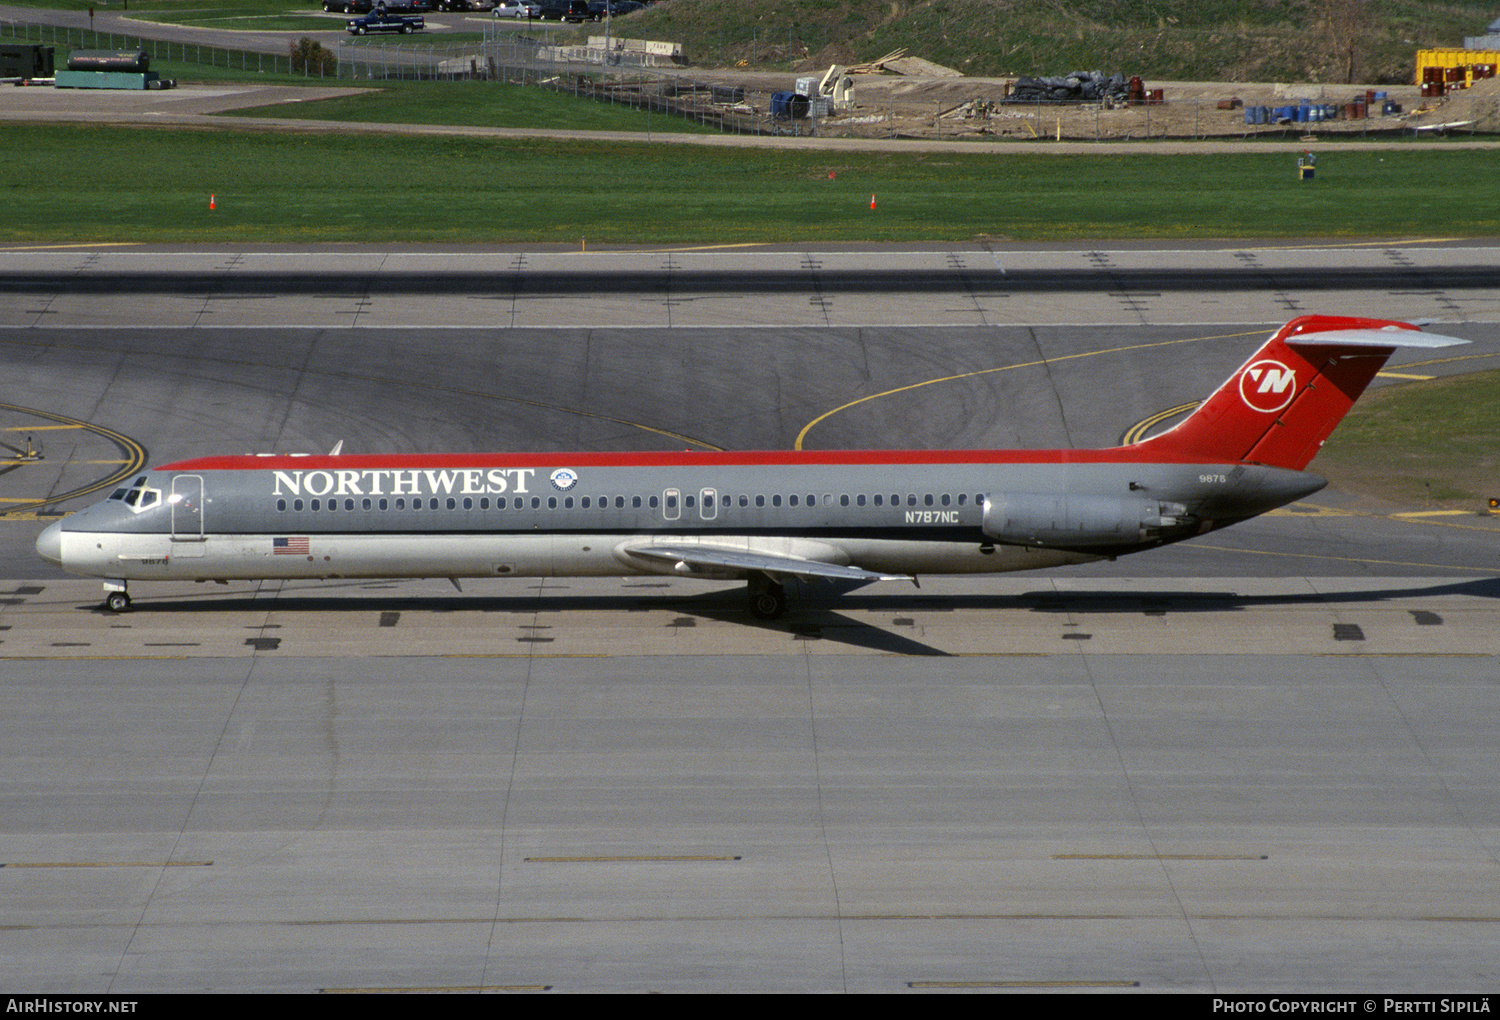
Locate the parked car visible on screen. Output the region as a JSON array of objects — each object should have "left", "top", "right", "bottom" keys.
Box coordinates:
[
  {"left": 587, "top": 0, "right": 642, "bottom": 17},
  {"left": 493, "top": 0, "right": 540, "bottom": 16},
  {"left": 347, "top": 9, "right": 426, "bottom": 33},
  {"left": 534, "top": 0, "right": 589, "bottom": 21},
  {"left": 323, "top": 1, "right": 374, "bottom": 12}
]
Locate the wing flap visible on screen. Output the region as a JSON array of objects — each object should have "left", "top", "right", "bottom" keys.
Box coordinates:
[{"left": 623, "top": 543, "right": 912, "bottom": 584}]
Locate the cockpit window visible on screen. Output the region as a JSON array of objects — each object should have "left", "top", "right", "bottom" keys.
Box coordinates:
[{"left": 120, "top": 483, "right": 163, "bottom": 513}]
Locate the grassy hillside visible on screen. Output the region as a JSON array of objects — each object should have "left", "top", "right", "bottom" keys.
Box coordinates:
[{"left": 619, "top": 0, "right": 1493, "bottom": 82}]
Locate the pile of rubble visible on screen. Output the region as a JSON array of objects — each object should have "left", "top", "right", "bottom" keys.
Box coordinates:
[{"left": 1004, "top": 70, "right": 1132, "bottom": 103}]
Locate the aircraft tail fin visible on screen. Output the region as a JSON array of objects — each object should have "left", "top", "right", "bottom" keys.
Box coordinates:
[{"left": 1132, "top": 315, "right": 1467, "bottom": 471}]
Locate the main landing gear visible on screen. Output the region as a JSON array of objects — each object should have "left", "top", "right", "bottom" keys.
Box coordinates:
[{"left": 748, "top": 577, "right": 786, "bottom": 620}]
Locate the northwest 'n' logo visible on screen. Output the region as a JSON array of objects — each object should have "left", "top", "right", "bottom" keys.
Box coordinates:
[{"left": 1239, "top": 359, "right": 1297, "bottom": 413}]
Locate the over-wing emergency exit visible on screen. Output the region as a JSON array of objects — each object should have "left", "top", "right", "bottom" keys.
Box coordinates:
[{"left": 35, "top": 316, "right": 1466, "bottom": 618}]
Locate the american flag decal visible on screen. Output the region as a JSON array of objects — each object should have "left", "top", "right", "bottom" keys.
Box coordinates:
[{"left": 273, "top": 537, "right": 310, "bottom": 555}]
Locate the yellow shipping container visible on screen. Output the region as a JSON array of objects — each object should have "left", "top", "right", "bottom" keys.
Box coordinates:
[{"left": 1416, "top": 48, "right": 1500, "bottom": 85}]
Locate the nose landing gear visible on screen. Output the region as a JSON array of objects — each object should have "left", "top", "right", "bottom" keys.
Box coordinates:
[{"left": 103, "top": 581, "right": 130, "bottom": 613}]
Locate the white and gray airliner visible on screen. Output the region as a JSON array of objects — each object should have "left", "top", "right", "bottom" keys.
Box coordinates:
[{"left": 36, "top": 316, "right": 1464, "bottom": 618}]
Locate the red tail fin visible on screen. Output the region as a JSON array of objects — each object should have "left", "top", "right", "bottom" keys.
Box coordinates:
[{"left": 1134, "top": 316, "right": 1466, "bottom": 471}]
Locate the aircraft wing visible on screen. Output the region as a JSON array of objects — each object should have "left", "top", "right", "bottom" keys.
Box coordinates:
[{"left": 624, "top": 543, "right": 914, "bottom": 584}]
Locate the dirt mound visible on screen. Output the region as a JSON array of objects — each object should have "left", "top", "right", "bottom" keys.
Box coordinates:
[{"left": 1408, "top": 74, "right": 1500, "bottom": 133}]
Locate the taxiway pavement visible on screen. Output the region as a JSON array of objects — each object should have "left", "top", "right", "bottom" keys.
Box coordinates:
[{"left": 1, "top": 244, "right": 1497, "bottom": 993}]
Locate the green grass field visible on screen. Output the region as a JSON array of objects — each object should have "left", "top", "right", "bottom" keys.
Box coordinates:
[
  {"left": 5, "top": 123, "right": 1499, "bottom": 244},
  {"left": 222, "top": 80, "right": 720, "bottom": 133}
]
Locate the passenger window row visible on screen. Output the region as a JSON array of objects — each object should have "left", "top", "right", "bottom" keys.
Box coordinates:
[{"left": 270, "top": 492, "right": 984, "bottom": 513}]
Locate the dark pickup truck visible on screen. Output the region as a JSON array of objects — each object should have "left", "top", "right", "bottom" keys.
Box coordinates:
[{"left": 346, "top": 10, "right": 425, "bottom": 33}]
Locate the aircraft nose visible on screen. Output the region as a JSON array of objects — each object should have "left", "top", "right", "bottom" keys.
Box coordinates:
[{"left": 35, "top": 520, "right": 63, "bottom": 567}]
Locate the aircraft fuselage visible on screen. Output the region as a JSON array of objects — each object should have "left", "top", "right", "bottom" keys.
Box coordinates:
[{"left": 42, "top": 452, "right": 1321, "bottom": 584}]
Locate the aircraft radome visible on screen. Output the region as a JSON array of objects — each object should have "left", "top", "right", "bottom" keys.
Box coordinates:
[{"left": 35, "top": 316, "right": 1465, "bottom": 620}]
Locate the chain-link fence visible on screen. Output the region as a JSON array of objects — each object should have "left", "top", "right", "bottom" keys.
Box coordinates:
[
  {"left": 0, "top": 19, "right": 303, "bottom": 76},
  {"left": 340, "top": 28, "right": 791, "bottom": 135}
]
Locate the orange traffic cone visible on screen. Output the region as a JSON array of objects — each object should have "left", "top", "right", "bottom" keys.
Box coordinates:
[
  {"left": 209, "top": 194, "right": 216, "bottom": 210},
  {"left": 870, "top": 194, "right": 876, "bottom": 210}
]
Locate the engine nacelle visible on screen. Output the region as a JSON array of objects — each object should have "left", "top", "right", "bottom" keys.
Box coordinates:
[{"left": 982, "top": 492, "right": 1190, "bottom": 548}]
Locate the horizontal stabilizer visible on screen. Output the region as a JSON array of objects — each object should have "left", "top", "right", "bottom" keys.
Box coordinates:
[{"left": 1285, "top": 327, "right": 1468, "bottom": 349}]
